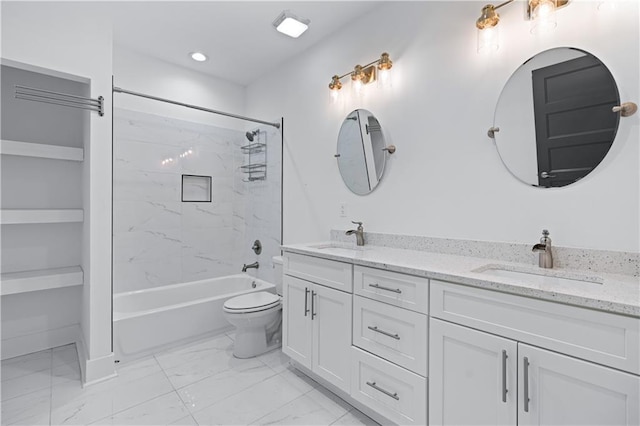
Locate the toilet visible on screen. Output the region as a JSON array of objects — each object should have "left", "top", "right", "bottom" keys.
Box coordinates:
[{"left": 223, "top": 256, "right": 283, "bottom": 358}]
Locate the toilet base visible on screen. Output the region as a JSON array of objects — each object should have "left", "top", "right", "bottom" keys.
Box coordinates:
[{"left": 231, "top": 314, "right": 282, "bottom": 359}]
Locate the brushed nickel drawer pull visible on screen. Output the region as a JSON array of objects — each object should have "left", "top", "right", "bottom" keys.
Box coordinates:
[
  {"left": 366, "top": 381, "right": 399, "bottom": 400},
  {"left": 502, "top": 350, "right": 508, "bottom": 403},
  {"left": 369, "top": 283, "right": 402, "bottom": 294},
  {"left": 368, "top": 326, "right": 400, "bottom": 340},
  {"left": 523, "top": 356, "right": 530, "bottom": 413},
  {"left": 311, "top": 290, "right": 317, "bottom": 320},
  {"left": 304, "top": 287, "right": 310, "bottom": 317}
]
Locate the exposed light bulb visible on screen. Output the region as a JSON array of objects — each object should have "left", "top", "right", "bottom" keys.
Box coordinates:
[
  {"left": 477, "top": 26, "right": 499, "bottom": 53},
  {"left": 530, "top": 0, "right": 557, "bottom": 33},
  {"left": 377, "top": 68, "right": 392, "bottom": 89},
  {"left": 352, "top": 78, "right": 363, "bottom": 96},
  {"left": 329, "top": 89, "right": 340, "bottom": 104}
]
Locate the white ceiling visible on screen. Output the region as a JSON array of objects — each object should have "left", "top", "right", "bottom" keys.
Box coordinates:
[{"left": 111, "top": 1, "right": 384, "bottom": 86}]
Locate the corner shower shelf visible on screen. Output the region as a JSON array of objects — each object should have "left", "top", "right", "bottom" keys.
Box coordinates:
[
  {"left": 1, "top": 139, "right": 84, "bottom": 161},
  {"left": 1, "top": 209, "right": 84, "bottom": 225},
  {"left": 0, "top": 266, "right": 83, "bottom": 296}
]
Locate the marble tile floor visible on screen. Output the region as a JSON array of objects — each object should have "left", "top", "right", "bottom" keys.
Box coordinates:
[{"left": 1, "top": 333, "right": 378, "bottom": 426}]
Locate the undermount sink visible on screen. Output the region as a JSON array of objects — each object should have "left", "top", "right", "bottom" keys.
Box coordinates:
[{"left": 474, "top": 264, "right": 604, "bottom": 286}]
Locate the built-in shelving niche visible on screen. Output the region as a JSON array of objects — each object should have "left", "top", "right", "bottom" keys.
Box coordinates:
[{"left": 1, "top": 59, "right": 89, "bottom": 359}]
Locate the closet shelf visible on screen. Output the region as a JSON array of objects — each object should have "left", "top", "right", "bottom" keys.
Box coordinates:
[
  {"left": 0, "top": 266, "right": 83, "bottom": 296},
  {"left": 1, "top": 209, "right": 84, "bottom": 225},
  {"left": 1, "top": 139, "right": 84, "bottom": 161}
]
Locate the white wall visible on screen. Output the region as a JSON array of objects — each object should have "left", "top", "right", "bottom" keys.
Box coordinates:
[
  {"left": 113, "top": 47, "right": 246, "bottom": 130},
  {"left": 246, "top": 1, "right": 640, "bottom": 253},
  {"left": 1, "top": 2, "right": 114, "bottom": 382}
]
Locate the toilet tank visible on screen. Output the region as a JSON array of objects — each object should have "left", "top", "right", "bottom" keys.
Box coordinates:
[{"left": 272, "top": 255, "right": 283, "bottom": 295}]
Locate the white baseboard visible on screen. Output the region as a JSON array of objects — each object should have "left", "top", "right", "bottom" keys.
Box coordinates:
[
  {"left": 1, "top": 323, "right": 117, "bottom": 387},
  {"left": 1, "top": 324, "right": 79, "bottom": 360},
  {"left": 76, "top": 331, "right": 117, "bottom": 387}
]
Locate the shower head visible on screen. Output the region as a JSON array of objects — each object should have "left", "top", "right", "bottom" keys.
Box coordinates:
[{"left": 246, "top": 129, "right": 259, "bottom": 141}]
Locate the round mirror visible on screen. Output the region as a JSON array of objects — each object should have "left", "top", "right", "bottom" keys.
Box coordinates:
[
  {"left": 494, "top": 47, "right": 620, "bottom": 188},
  {"left": 336, "top": 109, "right": 388, "bottom": 195}
]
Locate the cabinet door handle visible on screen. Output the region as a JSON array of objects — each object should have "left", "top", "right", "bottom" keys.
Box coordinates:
[
  {"left": 366, "top": 381, "right": 399, "bottom": 400},
  {"left": 368, "top": 283, "right": 402, "bottom": 294},
  {"left": 502, "top": 350, "right": 508, "bottom": 403},
  {"left": 523, "top": 356, "right": 530, "bottom": 413},
  {"left": 304, "top": 287, "right": 310, "bottom": 317},
  {"left": 368, "top": 326, "right": 400, "bottom": 340},
  {"left": 311, "top": 290, "right": 317, "bottom": 319}
]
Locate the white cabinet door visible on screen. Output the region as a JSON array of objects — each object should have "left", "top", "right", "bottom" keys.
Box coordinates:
[
  {"left": 429, "top": 318, "right": 517, "bottom": 426},
  {"left": 282, "top": 275, "right": 312, "bottom": 369},
  {"left": 519, "top": 344, "right": 640, "bottom": 426},
  {"left": 312, "top": 283, "right": 353, "bottom": 393}
]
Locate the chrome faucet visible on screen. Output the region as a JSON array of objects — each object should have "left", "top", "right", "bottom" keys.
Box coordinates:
[
  {"left": 346, "top": 221, "right": 365, "bottom": 246},
  {"left": 242, "top": 261, "right": 259, "bottom": 272},
  {"left": 532, "top": 229, "right": 553, "bottom": 269}
]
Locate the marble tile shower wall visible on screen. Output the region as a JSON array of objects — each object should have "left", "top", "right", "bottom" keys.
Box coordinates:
[
  {"left": 113, "top": 109, "right": 281, "bottom": 293},
  {"left": 234, "top": 126, "right": 282, "bottom": 285}
]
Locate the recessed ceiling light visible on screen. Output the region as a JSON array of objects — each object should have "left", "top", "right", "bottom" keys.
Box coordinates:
[
  {"left": 190, "top": 52, "right": 208, "bottom": 62},
  {"left": 273, "top": 10, "right": 310, "bottom": 38}
]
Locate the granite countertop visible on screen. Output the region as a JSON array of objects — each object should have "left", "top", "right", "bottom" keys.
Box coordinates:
[{"left": 282, "top": 241, "right": 640, "bottom": 318}]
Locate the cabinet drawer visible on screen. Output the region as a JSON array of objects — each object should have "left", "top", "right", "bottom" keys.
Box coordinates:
[
  {"left": 353, "top": 296, "right": 428, "bottom": 376},
  {"left": 351, "top": 346, "right": 427, "bottom": 426},
  {"left": 284, "top": 253, "right": 353, "bottom": 292},
  {"left": 354, "top": 266, "right": 428, "bottom": 314},
  {"left": 431, "top": 280, "right": 640, "bottom": 375}
]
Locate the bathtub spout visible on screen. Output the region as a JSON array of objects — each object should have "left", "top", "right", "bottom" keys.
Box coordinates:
[{"left": 242, "top": 261, "right": 259, "bottom": 272}]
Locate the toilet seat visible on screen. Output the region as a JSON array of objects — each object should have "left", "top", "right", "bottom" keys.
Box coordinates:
[{"left": 224, "top": 291, "right": 281, "bottom": 314}]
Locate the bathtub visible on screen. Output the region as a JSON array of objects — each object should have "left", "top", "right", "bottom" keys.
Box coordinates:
[{"left": 113, "top": 274, "right": 275, "bottom": 362}]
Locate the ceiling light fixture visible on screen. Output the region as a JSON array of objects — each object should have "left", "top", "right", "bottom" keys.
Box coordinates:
[
  {"left": 273, "top": 10, "right": 310, "bottom": 38},
  {"left": 190, "top": 52, "right": 208, "bottom": 62}
]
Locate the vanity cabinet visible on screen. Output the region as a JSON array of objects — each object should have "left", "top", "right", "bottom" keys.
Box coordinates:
[
  {"left": 350, "top": 266, "right": 429, "bottom": 425},
  {"left": 430, "top": 281, "right": 640, "bottom": 426},
  {"left": 282, "top": 255, "right": 353, "bottom": 393},
  {"left": 430, "top": 318, "right": 517, "bottom": 425}
]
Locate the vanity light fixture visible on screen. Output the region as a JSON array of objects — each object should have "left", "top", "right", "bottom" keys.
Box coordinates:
[
  {"left": 190, "top": 52, "right": 208, "bottom": 62},
  {"left": 328, "top": 52, "right": 393, "bottom": 100},
  {"left": 273, "top": 10, "right": 310, "bottom": 38},
  {"left": 475, "top": 0, "right": 570, "bottom": 52}
]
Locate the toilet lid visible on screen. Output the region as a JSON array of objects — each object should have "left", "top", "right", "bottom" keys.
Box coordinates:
[{"left": 224, "top": 291, "right": 281, "bottom": 312}]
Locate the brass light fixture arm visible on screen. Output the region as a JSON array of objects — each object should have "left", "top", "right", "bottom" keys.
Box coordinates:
[{"left": 494, "top": 0, "right": 515, "bottom": 11}]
